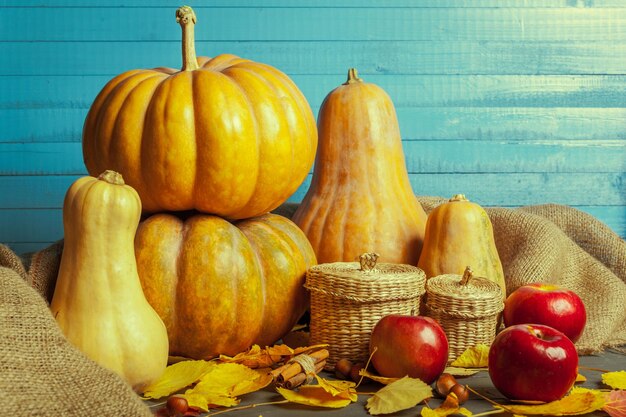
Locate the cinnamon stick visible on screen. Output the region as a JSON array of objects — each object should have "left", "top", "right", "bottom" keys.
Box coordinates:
[
  {"left": 281, "top": 360, "right": 326, "bottom": 389},
  {"left": 273, "top": 349, "right": 329, "bottom": 383}
]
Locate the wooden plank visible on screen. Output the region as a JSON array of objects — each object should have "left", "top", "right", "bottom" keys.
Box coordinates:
[
  {"left": 6, "top": 1, "right": 626, "bottom": 8},
  {"left": 4, "top": 41, "right": 626, "bottom": 76},
  {"left": 0, "top": 175, "right": 80, "bottom": 209},
  {"left": 3, "top": 7, "right": 626, "bottom": 42},
  {"left": 0, "top": 143, "right": 86, "bottom": 175},
  {"left": 4, "top": 107, "right": 625, "bottom": 143},
  {"left": 2, "top": 242, "right": 55, "bottom": 256},
  {"left": 0, "top": 209, "right": 64, "bottom": 244},
  {"left": 289, "top": 172, "right": 626, "bottom": 206},
  {"left": 2, "top": 204, "right": 624, "bottom": 256},
  {"left": 1, "top": 140, "right": 623, "bottom": 176},
  {"left": 4, "top": 74, "right": 626, "bottom": 110},
  {"left": 1, "top": 172, "right": 623, "bottom": 210}
]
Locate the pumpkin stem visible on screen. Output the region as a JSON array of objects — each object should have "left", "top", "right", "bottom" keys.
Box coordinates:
[
  {"left": 177, "top": 6, "right": 199, "bottom": 71},
  {"left": 98, "top": 170, "right": 125, "bottom": 185},
  {"left": 344, "top": 68, "right": 363, "bottom": 85},
  {"left": 450, "top": 194, "right": 469, "bottom": 202}
]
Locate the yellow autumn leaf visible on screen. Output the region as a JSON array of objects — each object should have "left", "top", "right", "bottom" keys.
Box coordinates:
[
  {"left": 603, "top": 371, "right": 626, "bottom": 390},
  {"left": 366, "top": 376, "right": 433, "bottom": 415},
  {"left": 421, "top": 393, "right": 473, "bottom": 417},
  {"left": 499, "top": 387, "right": 606, "bottom": 415},
  {"left": 141, "top": 359, "right": 215, "bottom": 399},
  {"left": 451, "top": 344, "right": 490, "bottom": 368},
  {"left": 182, "top": 363, "right": 272, "bottom": 412},
  {"left": 184, "top": 392, "right": 239, "bottom": 411},
  {"left": 576, "top": 373, "right": 587, "bottom": 383},
  {"left": 443, "top": 366, "right": 482, "bottom": 377},
  {"left": 359, "top": 368, "right": 400, "bottom": 385},
  {"left": 314, "top": 374, "right": 358, "bottom": 401},
  {"left": 276, "top": 386, "right": 353, "bottom": 408}
]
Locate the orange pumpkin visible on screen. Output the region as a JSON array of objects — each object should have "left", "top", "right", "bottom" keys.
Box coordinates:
[
  {"left": 82, "top": 6, "right": 316, "bottom": 219},
  {"left": 292, "top": 69, "right": 427, "bottom": 264},
  {"left": 134, "top": 212, "right": 316, "bottom": 359}
]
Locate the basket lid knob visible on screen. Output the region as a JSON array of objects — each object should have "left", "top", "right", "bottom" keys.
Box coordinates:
[
  {"left": 459, "top": 266, "right": 473, "bottom": 286},
  {"left": 359, "top": 252, "right": 380, "bottom": 271}
]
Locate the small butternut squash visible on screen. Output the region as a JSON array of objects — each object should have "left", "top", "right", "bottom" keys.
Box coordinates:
[
  {"left": 417, "top": 194, "right": 506, "bottom": 297},
  {"left": 50, "top": 170, "right": 169, "bottom": 392},
  {"left": 292, "top": 68, "right": 428, "bottom": 264}
]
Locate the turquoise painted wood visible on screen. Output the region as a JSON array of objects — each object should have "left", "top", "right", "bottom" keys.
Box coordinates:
[{"left": 1, "top": 2, "right": 625, "bottom": 254}]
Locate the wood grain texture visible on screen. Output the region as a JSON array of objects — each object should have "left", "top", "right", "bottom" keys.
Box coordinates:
[
  {"left": 3, "top": 7, "right": 626, "bottom": 41},
  {"left": 0, "top": 2, "right": 624, "bottom": 252},
  {"left": 4, "top": 41, "right": 626, "bottom": 76}
]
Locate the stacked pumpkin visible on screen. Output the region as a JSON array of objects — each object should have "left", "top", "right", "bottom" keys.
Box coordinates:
[{"left": 50, "top": 6, "right": 317, "bottom": 390}]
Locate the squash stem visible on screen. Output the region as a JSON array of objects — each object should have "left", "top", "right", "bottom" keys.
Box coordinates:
[
  {"left": 177, "top": 6, "right": 199, "bottom": 71},
  {"left": 98, "top": 170, "right": 125, "bottom": 185},
  {"left": 344, "top": 68, "right": 362, "bottom": 84}
]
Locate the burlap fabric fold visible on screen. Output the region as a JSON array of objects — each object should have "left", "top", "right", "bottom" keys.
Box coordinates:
[
  {"left": 0, "top": 244, "right": 153, "bottom": 417},
  {"left": 276, "top": 199, "right": 626, "bottom": 354}
]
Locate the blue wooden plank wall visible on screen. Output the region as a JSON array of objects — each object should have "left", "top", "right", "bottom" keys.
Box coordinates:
[{"left": 1, "top": 1, "right": 625, "bottom": 254}]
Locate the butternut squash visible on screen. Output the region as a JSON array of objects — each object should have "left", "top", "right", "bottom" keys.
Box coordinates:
[
  {"left": 292, "top": 68, "right": 427, "bottom": 264},
  {"left": 50, "top": 170, "right": 169, "bottom": 392},
  {"left": 417, "top": 194, "right": 506, "bottom": 297}
]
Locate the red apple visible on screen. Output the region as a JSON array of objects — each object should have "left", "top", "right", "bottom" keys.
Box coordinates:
[
  {"left": 488, "top": 324, "right": 578, "bottom": 402},
  {"left": 503, "top": 283, "right": 586, "bottom": 342},
  {"left": 369, "top": 314, "right": 448, "bottom": 384}
]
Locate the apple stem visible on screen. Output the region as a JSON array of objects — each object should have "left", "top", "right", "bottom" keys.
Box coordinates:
[
  {"left": 471, "top": 410, "right": 507, "bottom": 417},
  {"left": 466, "top": 386, "right": 515, "bottom": 414}
]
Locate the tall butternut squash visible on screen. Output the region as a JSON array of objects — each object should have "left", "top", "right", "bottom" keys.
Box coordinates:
[
  {"left": 50, "top": 171, "right": 169, "bottom": 392},
  {"left": 293, "top": 69, "right": 427, "bottom": 264}
]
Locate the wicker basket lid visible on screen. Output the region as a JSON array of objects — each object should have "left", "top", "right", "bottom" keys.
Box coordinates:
[
  {"left": 426, "top": 266, "right": 504, "bottom": 317},
  {"left": 305, "top": 253, "right": 426, "bottom": 303}
]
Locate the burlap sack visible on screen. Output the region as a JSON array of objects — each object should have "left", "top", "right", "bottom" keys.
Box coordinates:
[
  {"left": 277, "top": 199, "right": 626, "bottom": 354},
  {"left": 0, "top": 244, "right": 153, "bottom": 417}
]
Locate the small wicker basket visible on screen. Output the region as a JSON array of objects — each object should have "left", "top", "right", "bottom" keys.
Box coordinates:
[
  {"left": 425, "top": 266, "right": 504, "bottom": 361},
  {"left": 305, "top": 253, "right": 426, "bottom": 369}
]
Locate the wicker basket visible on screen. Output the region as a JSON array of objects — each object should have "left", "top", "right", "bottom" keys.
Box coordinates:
[
  {"left": 305, "top": 253, "right": 426, "bottom": 369},
  {"left": 425, "top": 266, "right": 504, "bottom": 361}
]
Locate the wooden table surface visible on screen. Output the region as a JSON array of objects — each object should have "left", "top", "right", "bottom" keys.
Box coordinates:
[{"left": 147, "top": 348, "right": 625, "bottom": 417}]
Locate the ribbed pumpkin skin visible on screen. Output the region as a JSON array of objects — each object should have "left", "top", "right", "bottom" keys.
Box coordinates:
[
  {"left": 292, "top": 69, "right": 427, "bottom": 265},
  {"left": 134, "top": 212, "right": 317, "bottom": 359},
  {"left": 83, "top": 54, "right": 316, "bottom": 218},
  {"left": 417, "top": 195, "right": 507, "bottom": 297}
]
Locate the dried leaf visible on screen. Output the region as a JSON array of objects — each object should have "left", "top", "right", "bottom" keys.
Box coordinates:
[
  {"left": 498, "top": 387, "right": 606, "bottom": 415},
  {"left": 421, "top": 393, "right": 473, "bottom": 417},
  {"left": 218, "top": 344, "right": 291, "bottom": 368},
  {"left": 218, "top": 343, "right": 328, "bottom": 369},
  {"left": 182, "top": 363, "right": 272, "bottom": 411},
  {"left": 141, "top": 360, "right": 215, "bottom": 399},
  {"left": 443, "top": 366, "right": 482, "bottom": 377},
  {"left": 603, "top": 389, "right": 626, "bottom": 417},
  {"left": 366, "top": 376, "right": 433, "bottom": 415},
  {"left": 450, "top": 344, "right": 490, "bottom": 368},
  {"left": 358, "top": 368, "right": 400, "bottom": 385},
  {"left": 276, "top": 386, "right": 353, "bottom": 408},
  {"left": 314, "top": 374, "right": 358, "bottom": 401},
  {"left": 603, "top": 371, "right": 626, "bottom": 390}
]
